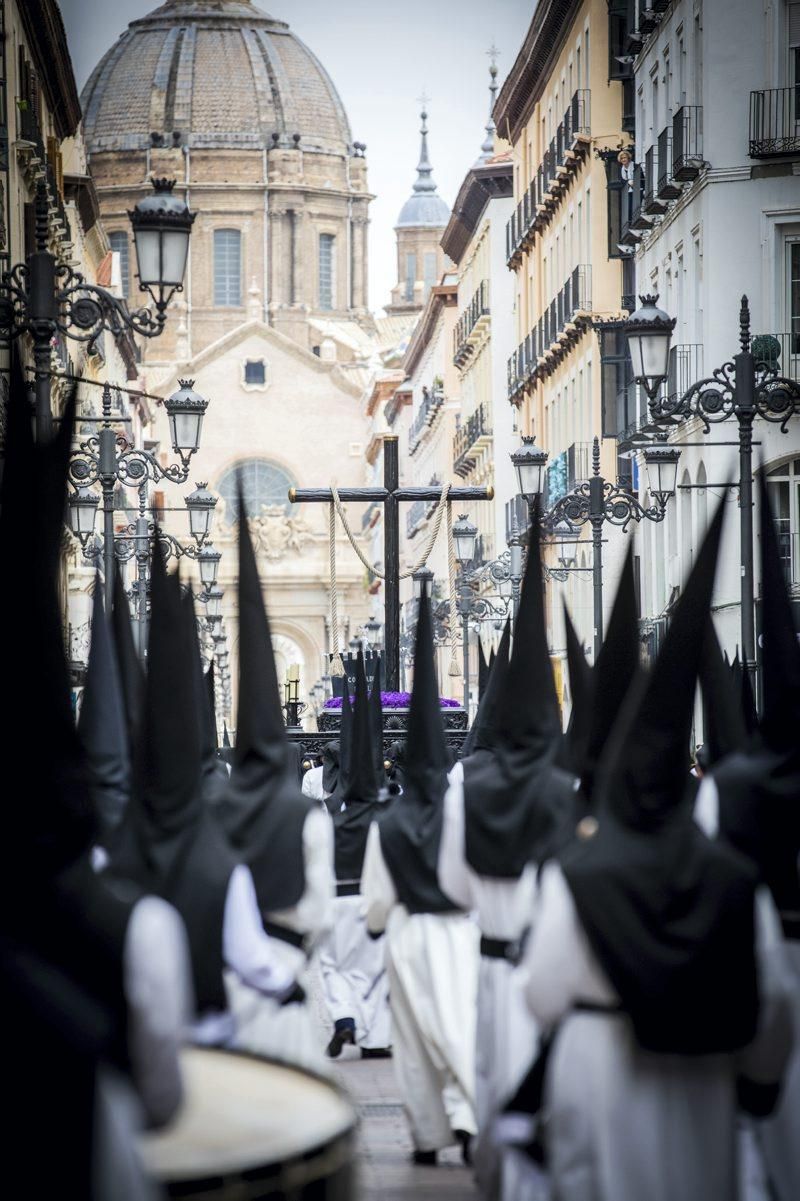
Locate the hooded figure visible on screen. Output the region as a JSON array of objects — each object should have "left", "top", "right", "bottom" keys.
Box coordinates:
[
  {"left": 368, "top": 654, "right": 386, "bottom": 788},
  {"left": 111, "top": 563, "right": 145, "bottom": 766},
  {"left": 695, "top": 478, "right": 800, "bottom": 1201},
  {"left": 109, "top": 541, "right": 295, "bottom": 1034},
  {"left": 461, "top": 618, "right": 511, "bottom": 758},
  {"left": 319, "top": 653, "right": 392, "bottom": 1058},
  {"left": 361, "top": 588, "right": 479, "bottom": 1163},
  {"left": 78, "top": 577, "right": 131, "bottom": 839},
  {"left": 519, "top": 498, "right": 793, "bottom": 1201},
  {"left": 0, "top": 365, "right": 188, "bottom": 1167},
  {"left": 181, "top": 593, "right": 229, "bottom": 808},
  {"left": 214, "top": 502, "right": 333, "bottom": 1070},
  {"left": 437, "top": 506, "right": 574, "bottom": 1201},
  {"left": 477, "top": 639, "right": 490, "bottom": 702},
  {"left": 558, "top": 609, "right": 592, "bottom": 781}
]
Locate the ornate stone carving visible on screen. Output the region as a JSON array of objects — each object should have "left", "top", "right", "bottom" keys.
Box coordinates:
[{"left": 248, "top": 505, "right": 312, "bottom": 561}]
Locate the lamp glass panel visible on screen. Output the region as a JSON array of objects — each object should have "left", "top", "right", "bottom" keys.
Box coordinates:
[
  {"left": 162, "top": 228, "right": 190, "bottom": 286},
  {"left": 171, "top": 411, "right": 203, "bottom": 453},
  {"left": 454, "top": 530, "right": 477, "bottom": 563},
  {"left": 133, "top": 228, "right": 160, "bottom": 287},
  {"left": 199, "top": 555, "right": 218, "bottom": 587}
]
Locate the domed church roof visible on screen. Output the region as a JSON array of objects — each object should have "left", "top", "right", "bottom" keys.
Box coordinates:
[
  {"left": 81, "top": 0, "right": 353, "bottom": 156},
  {"left": 396, "top": 108, "right": 450, "bottom": 230}
]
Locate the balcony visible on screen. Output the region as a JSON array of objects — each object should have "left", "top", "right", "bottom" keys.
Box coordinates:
[
  {"left": 453, "top": 280, "right": 490, "bottom": 367},
  {"left": 619, "top": 165, "right": 653, "bottom": 246},
  {"left": 749, "top": 88, "right": 800, "bottom": 157},
  {"left": 672, "top": 106, "right": 704, "bottom": 181},
  {"left": 656, "top": 126, "right": 682, "bottom": 201},
  {"left": 752, "top": 332, "right": 800, "bottom": 382},
  {"left": 545, "top": 442, "right": 593, "bottom": 505},
  {"left": 506, "top": 90, "right": 591, "bottom": 267},
  {"left": 407, "top": 385, "right": 445, "bottom": 456},
  {"left": 453, "top": 402, "right": 492, "bottom": 478},
  {"left": 507, "top": 265, "right": 593, "bottom": 402},
  {"left": 643, "top": 144, "right": 667, "bottom": 215}
]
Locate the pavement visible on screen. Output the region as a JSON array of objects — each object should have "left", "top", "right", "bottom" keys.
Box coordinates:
[{"left": 310, "top": 969, "right": 479, "bottom": 1200}]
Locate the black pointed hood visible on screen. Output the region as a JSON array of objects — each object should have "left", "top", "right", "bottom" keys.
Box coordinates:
[
  {"left": 78, "top": 576, "right": 131, "bottom": 837},
  {"left": 213, "top": 493, "right": 313, "bottom": 912},
  {"left": 582, "top": 546, "right": 640, "bottom": 802},
  {"left": 461, "top": 618, "right": 510, "bottom": 756},
  {"left": 368, "top": 655, "right": 385, "bottom": 784},
  {"left": 462, "top": 508, "right": 575, "bottom": 878},
  {"left": 599, "top": 500, "right": 726, "bottom": 829},
  {"left": 699, "top": 619, "right": 746, "bottom": 768},
  {"left": 340, "top": 652, "right": 381, "bottom": 804},
  {"left": 205, "top": 662, "right": 219, "bottom": 752},
  {"left": 561, "top": 498, "right": 760, "bottom": 1057},
  {"left": 378, "top": 587, "right": 460, "bottom": 914},
  {"left": 758, "top": 473, "right": 800, "bottom": 753},
  {"left": 111, "top": 563, "right": 144, "bottom": 758},
  {"left": 732, "top": 652, "right": 760, "bottom": 742},
  {"left": 560, "top": 608, "right": 592, "bottom": 779},
  {"left": 477, "top": 639, "right": 490, "bottom": 700},
  {"left": 181, "top": 590, "right": 227, "bottom": 805}
]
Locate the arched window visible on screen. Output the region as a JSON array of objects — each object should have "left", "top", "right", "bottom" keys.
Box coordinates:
[
  {"left": 214, "top": 229, "right": 242, "bottom": 306},
  {"left": 108, "top": 231, "right": 130, "bottom": 297},
  {"left": 217, "top": 459, "right": 296, "bottom": 526}
]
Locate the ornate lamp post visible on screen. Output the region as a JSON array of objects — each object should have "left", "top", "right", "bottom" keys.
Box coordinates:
[
  {"left": 512, "top": 434, "right": 680, "bottom": 657},
  {"left": 629, "top": 293, "right": 800, "bottom": 691},
  {"left": 0, "top": 178, "right": 195, "bottom": 442}
]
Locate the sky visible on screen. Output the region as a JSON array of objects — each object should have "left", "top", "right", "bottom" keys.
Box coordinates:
[{"left": 60, "top": 0, "right": 532, "bottom": 313}]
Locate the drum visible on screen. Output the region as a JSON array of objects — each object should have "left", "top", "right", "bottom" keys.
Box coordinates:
[{"left": 138, "top": 1047, "right": 357, "bottom": 1200}]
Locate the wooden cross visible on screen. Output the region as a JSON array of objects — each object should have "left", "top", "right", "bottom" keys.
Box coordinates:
[{"left": 289, "top": 437, "right": 492, "bottom": 691}]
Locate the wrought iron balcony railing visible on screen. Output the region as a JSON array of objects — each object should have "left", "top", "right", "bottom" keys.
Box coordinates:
[
  {"left": 749, "top": 88, "right": 800, "bottom": 157},
  {"left": 453, "top": 402, "right": 492, "bottom": 477},
  {"left": 405, "top": 476, "right": 442, "bottom": 538},
  {"left": 507, "top": 265, "right": 593, "bottom": 403},
  {"left": 453, "top": 280, "right": 490, "bottom": 367},
  {"left": 408, "top": 385, "right": 445, "bottom": 455},
  {"left": 672, "top": 106, "right": 704, "bottom": 180},
  {"left": 751, "top": 332, "right": 800, "bottom": 381}
]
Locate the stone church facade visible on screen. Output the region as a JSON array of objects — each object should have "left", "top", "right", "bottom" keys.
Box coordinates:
[{"left": 82, "top": 0, "right": 378, "bottom": 721}]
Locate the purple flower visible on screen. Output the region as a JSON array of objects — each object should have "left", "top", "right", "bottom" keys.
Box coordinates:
[{"left": 324, "top": 691, "right": 460, "bottom": 709}]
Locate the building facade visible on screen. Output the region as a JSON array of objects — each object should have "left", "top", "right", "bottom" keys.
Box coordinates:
[{"left": 495, "top": 0, "right": 634, "bottom": 671}]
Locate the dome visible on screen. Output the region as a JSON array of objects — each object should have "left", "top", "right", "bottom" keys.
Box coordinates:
[
  {"left": 395, "top": 108, "right": 450, "bottom": 230},
  {"left": 81, "top": 0, "right": 353, "bottom": 157}
]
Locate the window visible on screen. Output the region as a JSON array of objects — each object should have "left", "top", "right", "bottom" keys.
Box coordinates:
[
  {"left": 319, "top": 233, "right": 335, "bottom": 310},
  {"left": 765, "top": 457, "right": 800, "bottom": 587},
  {"left": 244, "top": 359, "right": 266, "bottom": 387},
  {"left": 404, "top": 252, "right": 416, "bottom": 302},
  {"left": 214, "top": 229, "right": 241, "bottom": 307},
  {"left": 423, "top": 252, "right": 437, "bottom": 297},
  {"left": 218, "top": 459, "right": 296, "bottom": 525},
  {"left": 109, "top": 231, "right": 130, "bottom": 297},
  {"left": 789, "top": 240, "right": 800, "bottom": 354}
]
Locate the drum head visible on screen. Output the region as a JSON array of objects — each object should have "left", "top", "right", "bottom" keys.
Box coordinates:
[{"left": 139, "top": 1047, "right": 356, "bottom": 1183}]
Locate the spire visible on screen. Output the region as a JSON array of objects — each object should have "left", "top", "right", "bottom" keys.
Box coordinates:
[
  {"left": 479, "top": 45, "right": 499, "bottom": 160},
  {"left": 413, "top": 98, "right": 437, "bottom": 195}
]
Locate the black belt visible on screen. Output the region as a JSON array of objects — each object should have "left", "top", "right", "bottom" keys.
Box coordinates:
[
  {"left": 480, "top": 935, "right": 521, "bottom": 964},
  {"left": 262, "top": 920, "right": 306, "bottom": 951},
  {"left": 573, "top": 1000, "right": 624, "bottom": 1016},
  {"left": 336, "top": 881, "right": 361, "bottom": 898}
]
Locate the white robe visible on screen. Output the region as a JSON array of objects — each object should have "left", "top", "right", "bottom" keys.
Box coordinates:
[
  {"left": 362, "top": 820, "right": 479, "bottom": 1151},
  {"left": 302, "top": 765, "right": 328, "bottom": 807},
  {"left": 226, "top": 808, "right": 334, "bottom": 1072},
  {"left": 696, "top": 775, "right": 800, "bottom": 1201},
  {"left": 520, "top": 860, "right": 795, "bottom": 1201},
  {"left": 438, "top": 762, "right": 541, "bottom": 1201}
]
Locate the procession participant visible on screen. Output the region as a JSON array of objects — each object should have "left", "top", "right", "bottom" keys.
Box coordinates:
[
  {"left": 111, "top": 562, "right": 145, "bottom": 767},
  {"left": 559, "top": 610, "right": 592, "bottom": 780},
  {"left": 521, "top": 500, "right": 794, "bottom": 1201},
  {"left": 477, "top": 638, "right": 490, "bottom": 701},
  {"left": 79, "top": 578, "right": 132, "bottom": 840},
  {"left": 438, "top": 507, "right": 575, "bottom": 1201},
  {"left": 696, "top": 478, "right": 800, "bottom": 1201},
  {"left": 302, "top": 741, "right": 341, "bottom": 812},
  {"left": 362, "top": 587, "right": 479, "bottom": 1166},
  {"left": 214, "top": 505, "right": 334, "bottom": 1071},
  {"left": 109, "top": 538, "right": 298, "bottom": 1045},
  {"left": 181, "top": 592, "right": 229, "bottom": 807},
  {"left": 320, "top": 654, "right": 392, "bottom": 1058},
  {"left": 460, "top": 617, "right": 510, "bottom": 758}
]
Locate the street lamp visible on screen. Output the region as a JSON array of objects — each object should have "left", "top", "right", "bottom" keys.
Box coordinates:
[
  {"left": 205, "top": 584, "right": 224, "bottom": 620},
  {"left": 185, "top": 481, "right": 217, "bottom": 546},
  {"left": 636, "top": 294, "right": 800, "bottom": 692},
  {"left": 643, "top": 442, "right": 681, "bottom": 503},
  {"left": 452, "top": 514, "right": 479, "bottom": 565},
  {"left": 412, "top": 566, "right": 434, "bottom": 600},
  {"left": 128, "top": 178, "right": 195, "bottom": 315},
  {"left": 68, "top": 487, "right": 100, "bottom": 546},
  {"left": 165, "top": 379, "right": 208, "bottom": 466},
  {"left": 0, "top": 177, "right": 195, "bottom": 443},
  {"left": 197, "top": 542, "right": 222, "bottom": 591},
  {"left": 554, "top": 522, "right": 580, "bottom": 569},
  {"left": 511, "top": 435, "right": 549, "bottom": 498},
  {"left": 624, "top": 293, "right": 676, "bottom": 401},
  {"left": 364, "top": 616, "right": 383, "bottom": 649}
]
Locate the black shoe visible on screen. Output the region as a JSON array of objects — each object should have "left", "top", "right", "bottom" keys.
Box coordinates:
[
  {"left": 360, "top": 1047, "right": 392, "bottom": 1059},
  {"left": 454, "top": 1129, "right": 473, "bottom": 1166},
  {"left": 326, "top": 1022, "right": 356, "bottom": 1059},
  {"left": 412, "top": 1149, "right": 437, "bottom": 1166}
]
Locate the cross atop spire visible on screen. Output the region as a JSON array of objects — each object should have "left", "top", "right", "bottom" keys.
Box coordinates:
[{"left": 480, "top": 46, "right": 500, "bottom": 160}]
